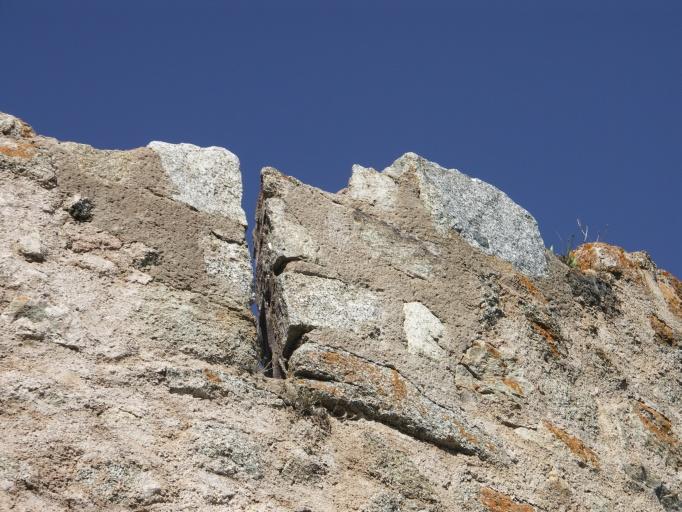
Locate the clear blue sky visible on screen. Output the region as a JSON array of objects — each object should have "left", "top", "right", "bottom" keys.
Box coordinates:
[{"left": 3, "top": 1, "right": 680, "bottom": 276}]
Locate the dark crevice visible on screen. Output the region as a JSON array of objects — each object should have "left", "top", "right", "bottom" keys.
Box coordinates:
[
  {"left": 257, "top": 303, "right": 273, "bottom": 377},
  {"left": 272, "top": 255, "right": 303, "bottom": 276},
  {"left": 293, "top": 382, "right": 477, "bottom": 456},
  {"left": 292, "top": 368, "right": 339, "bottom": 384},
  {"left": 168, "top": 387, "right": 213, "bottom": 400},
  {"left": 458, "top": 362, "right": 480, "bottom": 380},
  {"left": 54, "top": 341, "right": 81, "bottom": 352},
  {"left": 210, "top": 228, "right": 243, "bottom": 244},
  {"left": 277, "top": 325, "right": 313, "bottom": 377}
]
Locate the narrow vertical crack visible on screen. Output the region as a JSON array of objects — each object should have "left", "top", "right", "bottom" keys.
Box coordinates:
[{"left": 257, "top": 303, "right": 273, "bottom": 377}]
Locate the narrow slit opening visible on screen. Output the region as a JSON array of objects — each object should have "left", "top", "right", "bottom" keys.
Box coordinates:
[{"left": 257, "top": 303, "right": 273, "bottom": 377}]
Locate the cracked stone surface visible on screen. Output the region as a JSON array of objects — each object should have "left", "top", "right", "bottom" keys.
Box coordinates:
[
  {"left": 255, "top": 154, "right": 682, "bottom": 511},
  {"left": 288, "top": 342, "right": 509, "bottom": 464},
  {"left": 1, "top": 111, "right": 682, "bottom": 511}
]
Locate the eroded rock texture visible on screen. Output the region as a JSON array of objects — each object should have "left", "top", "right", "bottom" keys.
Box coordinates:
[
  {"left": 2, "top": 111, "right": 681, "bottom": 511},
  {"left": 255, "top": 155, "right": 682, "bottom": 511},
  {"left": 0, "top": 113, "right": 272, "bottom": 510}
]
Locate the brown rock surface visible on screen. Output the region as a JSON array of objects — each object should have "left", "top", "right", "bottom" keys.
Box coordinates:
[
  {"left": 255, "top": 158, "right": 682, "bottom": 511},
  {"left": 1, "top": 111, "right": 681, "bottom": 511}
]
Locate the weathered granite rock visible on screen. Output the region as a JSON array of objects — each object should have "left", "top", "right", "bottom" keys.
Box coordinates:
[
  {"left": 0, "top": 113, "right": 273, "bottom": 510},
  {"left": 147, "top": 141, "right": 247, "bottom": 225},
  {"left": 255, "top": 154, "right": 682, "bottom": 511},
  {"left": 2, "top": 112, "right": 682, "bottom": 511},
  {"left": 350, "top": 153, "right": 548, "bottom": 277},
  {"left": 288, "top": 342, "right": 508, "bottom": 464}
]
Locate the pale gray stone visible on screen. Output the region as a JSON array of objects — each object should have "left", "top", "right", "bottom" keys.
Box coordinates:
[
  {"left": 398, "top": 153, "right": 546, "bottom": 276},
  {"left": 347, "top": 164, "right": 398, "bottom": 209},
  {"left": 402, "top": 302, "right": 447, "bottom": 360},
  {"left": 147, "top": 141, "right": 246, "bottom": 225},
  {"left": 201, "top": 236, "right": 253, "bottom": 302},
  {"left": 261, "top": 196, "right": 320, "bottom": 270},
  {"left": 277, "top": 272, "right": 381, "bottom": 334},
  {"left": 17, "top": 232, "right": 45, "bottom": 262}
]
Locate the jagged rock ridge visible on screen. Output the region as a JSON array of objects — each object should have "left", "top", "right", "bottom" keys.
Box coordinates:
[{"left": 1, "top": 112, "right": 681, "bottom": 511}]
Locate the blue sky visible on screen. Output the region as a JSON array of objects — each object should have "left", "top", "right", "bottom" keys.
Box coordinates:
[{"left": 3, "top": 1, "right": 680, "bottom": 276}]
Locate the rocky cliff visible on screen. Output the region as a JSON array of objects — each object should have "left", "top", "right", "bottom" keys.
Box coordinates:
[{"left": 1, "top": 112, "right": 681, "bottom": 511}]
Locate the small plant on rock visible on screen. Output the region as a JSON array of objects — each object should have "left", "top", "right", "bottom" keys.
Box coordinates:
[{"left": 554, "top": 218, "right": 608, "bottom": 268}]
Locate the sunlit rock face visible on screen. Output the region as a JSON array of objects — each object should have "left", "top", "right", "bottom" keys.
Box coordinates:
[
  {"left": 0, "top": 112, "right": 263, "bottom": 510},
  {"left": 147, "top": 141, "right": 247, "bottom": 225},
  {"left": 2, "top": 111, "right": 681, "bottom": 511},
  {"left": 349, "top": 152, "right": 548, "bottom": 277},
  {"left": 255, "top": 153, "right": 682, "bottom": 511}
]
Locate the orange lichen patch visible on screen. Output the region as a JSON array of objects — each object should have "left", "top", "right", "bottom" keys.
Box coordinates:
[
  {"left": 480, "top": 487, "right": 535, "bottom": 512},
  {"left": 502, "top": 377, "right": 524, "bottom": 396},
  {"left": 649, "top": 314, "right": 678, "bottom": 347},
  {"left": 660, "top": 271, "right": 682, "bottom": 299},
  {"left": 456, "top": 423, "right": 480, "bottom": 446},
  {"left": 636, "top": 401, "right": 678, "bottom": 447},
  {"left": 0, "top": 141, "right": 34, "bottom": 158},
  {"left": 203, "top": 368, "right": 222, "bottom": 384},
  {"left": 657, "top": 271, "right": 682, "bottom": 318},
  {"left": 516, "top": 275, "right": 546, "bottom": 303},
  {"left": 320, "top": 350, "right": 408, "bottom": 401},
  {"left": 485, "top": 343, "right": 502, "bottom": 359},
  {"left": 543, "top": 421, "right": 600, "bottom": 468},
  {"left": 571, "top": 242, "right": 639, "bottom": 274},
  {"left": 320, "top": 350, "right": 382, "bottom": 384},
  {"left": 530, "top": 321, "right": 561, "bottom": 357},
  {"left": 300, "top": 379, "right": 342, "bottom": 397},
  {"left": 390, "top": 368, "right": 407, "bottom": 400}
]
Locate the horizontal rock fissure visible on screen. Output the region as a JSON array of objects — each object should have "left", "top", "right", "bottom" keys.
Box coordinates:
[
  {"left": 287, "top": 343, "right": 505, "bottom": 462},
  {"left": 272, "top": 256, "right": 303, "bottom": 276},
  {"left": 293, "top": 374, "right": 479, "bottom": 457}
]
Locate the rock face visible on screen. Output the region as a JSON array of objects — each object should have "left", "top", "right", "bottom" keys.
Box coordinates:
[
  {"left": 0, "top": 113, "right": 265, "bottom": 510},
  {"left": 349, "top": 153, "right": 548, "bottom": 277},
  {"left": 255, "top": 156, "right": 682, "bottom": 511},
  {"left": 2, "top": 111, "right": 682, "bottom": 511}
]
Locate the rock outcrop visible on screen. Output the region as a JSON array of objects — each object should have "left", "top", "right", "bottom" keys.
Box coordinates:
[{"left": 2, "top": 111, "right": 681, "bottom": 511}]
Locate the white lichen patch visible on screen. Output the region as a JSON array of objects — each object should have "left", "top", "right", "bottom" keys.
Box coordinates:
[{"left": 403, "top": 302, "right": 447, "bottom": 360}]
